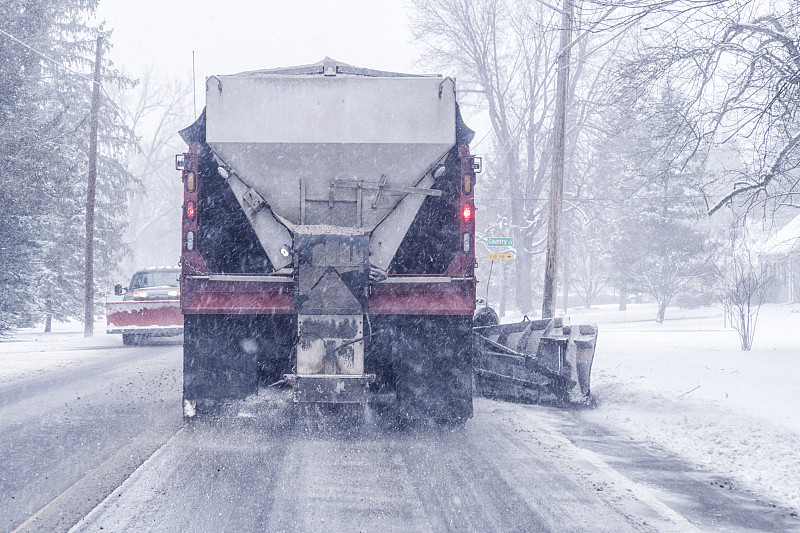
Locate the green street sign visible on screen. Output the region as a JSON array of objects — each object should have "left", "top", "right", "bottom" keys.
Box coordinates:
[{"left": 487, "top": 237, "right": 514, "bottom": 247}]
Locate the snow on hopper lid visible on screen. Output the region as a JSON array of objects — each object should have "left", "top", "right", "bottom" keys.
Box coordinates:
[{"left": 204, "top": 59, "right": 456, "bottom": 229}]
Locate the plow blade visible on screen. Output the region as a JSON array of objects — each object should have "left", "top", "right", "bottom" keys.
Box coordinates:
[
  {"left": 473, "top": 317, "right": 597, "bottom": 405},
  {"left": 106, "top": 300, "right": 183, "bottom": 335}
]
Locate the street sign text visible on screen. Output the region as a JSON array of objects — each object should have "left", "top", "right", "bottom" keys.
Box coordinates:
[
  {"left": 487, "top": 237, "right": 514, "bottom": 247},
  {"left": 487, "top": 253, "right": 515, "bottom": 261}
]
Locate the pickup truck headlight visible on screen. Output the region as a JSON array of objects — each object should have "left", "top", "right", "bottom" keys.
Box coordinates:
[
  {"left": 167, "top": 290, "right": 180, "bottom": 297},
  {"left": 132, "top": 290, "right": 148, "bottom": 299}
]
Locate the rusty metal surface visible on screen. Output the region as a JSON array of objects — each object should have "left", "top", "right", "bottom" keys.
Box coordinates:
[
  {"left": 296, "top": 315, "right": 364, "bottom": 375},
  {"left": 294, "top": 233, "right": 370, "bottom": 315},
  {"left": 285, "top": 374, "right": 375, "bottom": 403}
]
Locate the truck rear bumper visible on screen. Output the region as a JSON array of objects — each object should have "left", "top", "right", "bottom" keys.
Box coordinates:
[
  {"left": 370, "top": 276, "right": 475, "bottom": 314},
  {"left": 181, "top": 275, "right": 475, "bottom": 315}
]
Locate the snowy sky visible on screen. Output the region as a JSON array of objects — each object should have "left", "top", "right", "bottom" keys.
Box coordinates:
[{"left": 95, "top": 0, "right": 423, "bottom": 102}]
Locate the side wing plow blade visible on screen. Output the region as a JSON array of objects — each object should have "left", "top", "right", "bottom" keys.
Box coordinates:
[{"left": 473, "top": 318, "right": 597, "bottom": 406}]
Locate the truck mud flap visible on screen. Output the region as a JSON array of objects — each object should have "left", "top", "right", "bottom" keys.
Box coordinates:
[
  {"left": 473, "top": 318, "right": 597, "bottom": 406},
  {"left": 183, "top": 314, "right": 294, "bottom": 416},
  {"left": 392, "top": 315, "right": 474, "bottom": 424}
]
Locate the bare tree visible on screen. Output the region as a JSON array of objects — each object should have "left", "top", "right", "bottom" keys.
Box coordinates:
[
  {"left": 597, "top": 81, "right": 720, "bottom": 322},
  {"left": 616, "top": 1, "right": 800, "bottom": 217},
  {"left": 117, "top": 70, "right": 193, "bottom": 274},
  {"left": 719, "top": 225, "right": 770, "bottom": 351},
  {"left": 411, "top": 0, "right": 555, "bottom": 313},
  {"left": 411, "top": 0, "right": 631, "bottom": 313},
  {"left": 570, "top": 227, "right": 608, "bottom": 307}
]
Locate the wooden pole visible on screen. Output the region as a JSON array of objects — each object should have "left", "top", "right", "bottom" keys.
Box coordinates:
[
  {"left": 561, "top": 238, "right": 569, "bottom": 314},
  {"left": 84, "top": 36, "right": 103, "bottom": 338},
  {"left": 541, "top": 0, "right": 572, "bottom": 318},
  {"left": 500, "top": 261, "right": 508, "bottom": 317}
]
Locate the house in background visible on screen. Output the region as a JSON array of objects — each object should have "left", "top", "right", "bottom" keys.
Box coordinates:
[{"left": 760, "top": 213, "right": 800, "bottom": 303}]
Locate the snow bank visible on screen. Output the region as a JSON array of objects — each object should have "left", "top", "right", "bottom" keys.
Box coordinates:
[
  {"left": 574, "top": 303, "right": 800, "bottom": 510},
  {"left": 0, "top": 320, "right": 119, "bottom": 384}
]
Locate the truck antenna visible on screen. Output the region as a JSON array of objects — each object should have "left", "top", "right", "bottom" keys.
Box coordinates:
[{"left": 192, "top": 51, "right": 197, "bottom": 119}]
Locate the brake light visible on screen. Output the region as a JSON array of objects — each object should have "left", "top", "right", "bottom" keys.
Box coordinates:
[
  {"left": 462, "top": 204, "right": 472, "bottom": 222},
  {"left": 186, "top": 200, "right": 196, "bottom": 221}
]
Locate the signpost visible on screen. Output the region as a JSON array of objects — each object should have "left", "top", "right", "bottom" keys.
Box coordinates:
[{"left": 484, "top": 237, "right": 515, "bottom": 311}]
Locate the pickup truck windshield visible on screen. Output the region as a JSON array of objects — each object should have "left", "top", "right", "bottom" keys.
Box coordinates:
[{"left": 129, "top": 270, "right": 180, "bottom": 289}]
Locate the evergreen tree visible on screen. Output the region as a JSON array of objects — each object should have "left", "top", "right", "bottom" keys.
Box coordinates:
[
  {"left": 603, "top": 86, "right": 719, "bottom": 322},
  {"left": 0, "top": 0, "right": 135, "bottom": 335}
]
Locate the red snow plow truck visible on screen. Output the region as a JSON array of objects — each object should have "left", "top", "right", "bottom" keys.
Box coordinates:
[
  {"left": 106, "top": 266, "right": 183, "bottom": 345},
  {"left": 175, "top": 58, "right": 596, "bottom": 422}
]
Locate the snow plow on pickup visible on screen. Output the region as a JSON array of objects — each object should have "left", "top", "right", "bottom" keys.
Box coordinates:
[
  {"left": 473, "top": 317, "right": 597, "bottom": 405},
  {"left": 106, "top": 267, "right": 183, "bottom": 345}
]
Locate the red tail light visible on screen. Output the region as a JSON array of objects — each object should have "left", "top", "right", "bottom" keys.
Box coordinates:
[
  {"left": 462, "top": 204, "right": 472, "bottom": 222},
  {"left": 186, "top": 200, "right": 196, "bottom": 221}
]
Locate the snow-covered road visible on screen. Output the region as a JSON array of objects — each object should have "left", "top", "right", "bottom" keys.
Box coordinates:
[
  {"left": 62, "top": 390, "right": 797, "bottom": 532},
  {"left": 0, "top": 332, "right": 182, "bottom": 532},
  {"left": 2, "top": 307, "right": 799, "bottom": 532},
  {"left": 68, "top": 394, "right": 646, "bottom": 532}
]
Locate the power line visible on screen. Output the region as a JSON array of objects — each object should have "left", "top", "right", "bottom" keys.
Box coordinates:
[
  {"left": 0, "top": 27, "right": 141, "bottom": 154},
  {"left": 471, "top": 129, "right": 493, "bottom": 150},
  {"left": 0, "top": 27, "right": 98, "bottom": 86},
  {"left": 478, "top": 194, "right": 728, "bottom": 202}
]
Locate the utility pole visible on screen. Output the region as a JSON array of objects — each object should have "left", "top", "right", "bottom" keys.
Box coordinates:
[
  {"left": 84, "top": 35, "right": 103, "bottom": 337},
  {"left": 541, "top": 0, "right": 573, "bottom": 319},
  {"left": 561, "top": 237, "right": 569, "bottom": 313}
]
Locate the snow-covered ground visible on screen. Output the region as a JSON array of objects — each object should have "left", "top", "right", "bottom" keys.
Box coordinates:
[
  {"left": 2, "top": 304, "right": 798, "bottom": 512},
  {"left": 566, "top": 302, "right": 800, "bottom": 512},
  {"left": 0, "top": 320, "right": 118, "bottom": 384}
]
